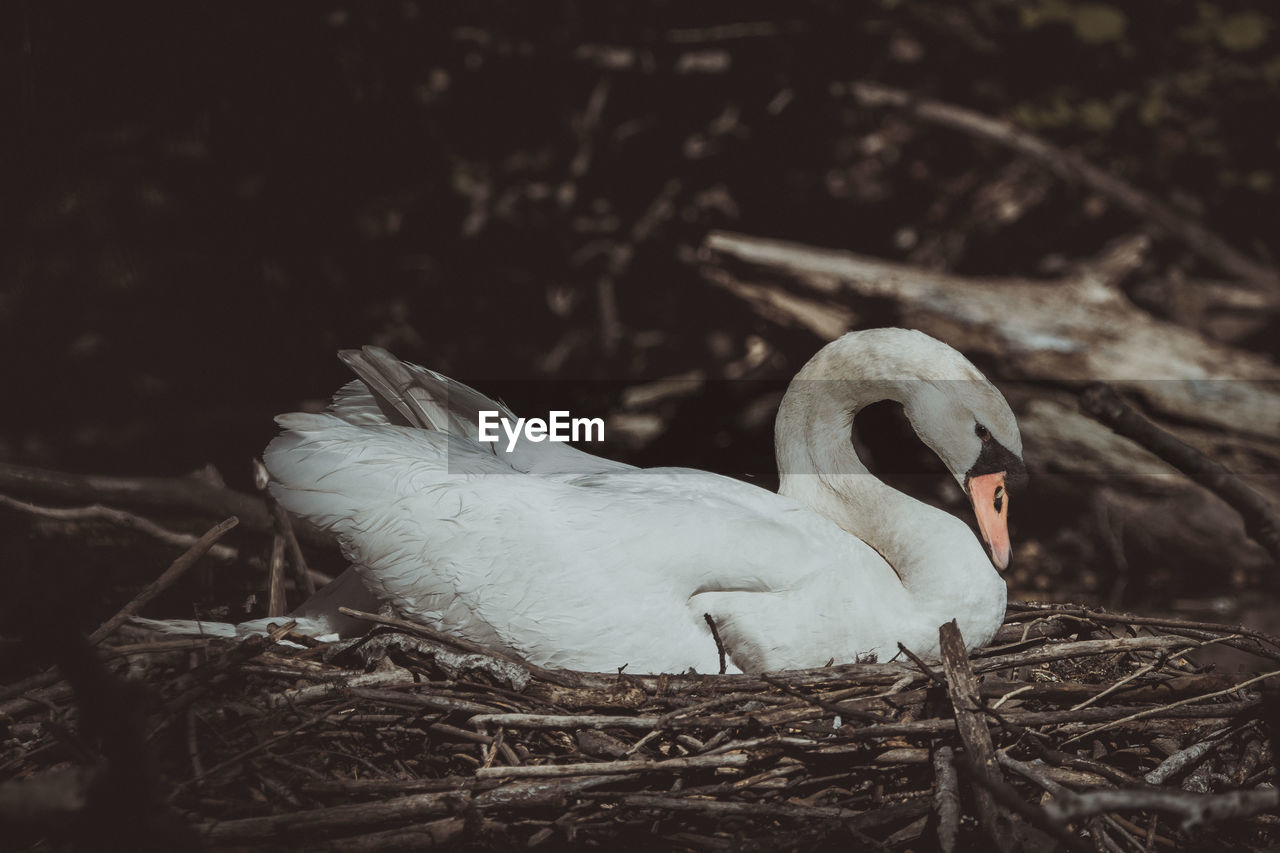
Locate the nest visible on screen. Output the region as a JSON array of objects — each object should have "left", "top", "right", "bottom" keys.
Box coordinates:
[{"left": 3, "top": 604, "right": 1279, "bottom": 852}]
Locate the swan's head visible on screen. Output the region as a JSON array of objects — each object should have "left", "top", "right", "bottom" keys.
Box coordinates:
[
  {"left": 781, "top": 328, "right": 1029, "bottom": 569},
  {"left": 901, "top": 376, "right": 1027, "bottom": 570}
]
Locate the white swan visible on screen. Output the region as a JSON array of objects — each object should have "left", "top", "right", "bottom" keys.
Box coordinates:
[{"left": 256, "top": 327, "right": 1025, "bottom": 674}]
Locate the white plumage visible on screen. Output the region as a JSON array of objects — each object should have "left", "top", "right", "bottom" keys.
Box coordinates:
[{"left": 250, "top": 327, "right": 1023, "bottom": 674}]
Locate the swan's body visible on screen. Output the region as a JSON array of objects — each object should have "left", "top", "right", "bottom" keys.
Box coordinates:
[{"left": 250, "top": 328, "right": 1025, "bottom": 674}]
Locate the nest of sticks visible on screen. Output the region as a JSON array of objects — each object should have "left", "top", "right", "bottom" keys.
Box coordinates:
[{"left": 3, "top": 600, "right": 1279, "bottom": 852}]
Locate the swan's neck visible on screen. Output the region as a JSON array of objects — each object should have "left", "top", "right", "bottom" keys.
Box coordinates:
[{"left": 773, "top": 339, "right": 988, "bottom": 603}]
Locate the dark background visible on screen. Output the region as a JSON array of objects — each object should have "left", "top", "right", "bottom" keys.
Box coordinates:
[{"left": 5, "top": 2, "right": 1279, "bottom": 627}]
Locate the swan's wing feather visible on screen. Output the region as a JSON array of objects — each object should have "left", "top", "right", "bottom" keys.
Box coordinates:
[
  {"left": 329, "top": 346, "right": 632, "bottom": 477},
  {"left": 337, "top": 346, "right": 455, "bottom": 430}
]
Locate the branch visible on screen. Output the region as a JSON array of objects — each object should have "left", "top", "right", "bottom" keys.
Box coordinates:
[
  {"left": 89, "top": 516, "right": 239, "bottom": 644},
  {"left": 938, "top": 620, "right": 1018, "bottom": 853},
  {"left": 0, "top": 461, "right": 307, "bottom": 541},
  {"left": 1045, "top": 787, "right": 1280, "bottom": 830},
  {"left": 845, "top": 80, "right": 1280, "bottom": 292},
  {"left": 0, "top": 494, "right": 242, "bottom": 563},
  {"left": 932, "top": 745, "right": 961, "bottom": 853},
  {"left": 1080, "top": 383, "right": 1280, "bottom": 563}
]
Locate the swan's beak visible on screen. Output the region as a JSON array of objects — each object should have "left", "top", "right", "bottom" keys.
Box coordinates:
[{"left": 967, "top": 472, "right": 1011, "bottom": 570}]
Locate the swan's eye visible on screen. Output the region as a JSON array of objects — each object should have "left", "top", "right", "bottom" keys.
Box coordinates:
[
  {"left": 975, "top": 423, "right": 991, "bottom": 441},
  {"left": 993, "top": 485, "right": 1005, "bottom": 513}
]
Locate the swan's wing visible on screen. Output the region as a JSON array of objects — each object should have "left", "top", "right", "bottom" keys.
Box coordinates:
[
  {"left": 330, "top": 346, "right": 632, "bottom": 477},
  {"left": 264, "top": 414, "right": 903, "bottom": 672}
]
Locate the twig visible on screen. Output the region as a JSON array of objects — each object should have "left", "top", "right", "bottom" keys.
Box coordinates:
[
  {"left": 88, "top": 516, "right": 239, "bottom": 645},
  {"left": 0, "top": 461, "right": 292, "bottom": 539},
  {"left": 938, "top": 620, "right": 1017, "bottom": 853},
  {"left": 1060, "top": 668, "right": 1280, "bottom": 747},
  {"left": 896, "top": 642, "right": 945, "bottom": 683},
  {"left": 1080, "top": 383, "right": 1280, "bottom": 563},
  {"left": 592, "top": 792, "right": 930, "bottom": 828},
  {"left": 998, "top": 752, "right": 1070, "bottom": 798},
  {"left": 180, "top": 701, "right": 344, "bottom": 789},
  {"left": 845, "top": 80, "right": 1280, "bottom": 292},
  {"left": 266, "top": 534, "right": 286, "bottom": 618},
  {"left": 200, "top": 789, "right": 467, "bottom": 842},
  {"left": 954, "top": 754, "right": 1095, "bottom": 853},
  {"left": 975, "top": 636, "right": 1191, "bottom": 672},
  {"left": 336, "top": 607, "right": 548, "bottom": 683},
  {"left": 932, "top": 745, "right": 961, "bottom": 853},
  {"left": 255, "top": 457, "right": 314, "bottom": 597},
  {"left": 703, "top": 613, "right": 727, "bottom": 675},
  {"left": 1143, "top": 727, "right": 1232, "bottom": 785},
  {"left": 1071, "top": 636, "right": 1240, "bottom": 711},
  {"left": 1045, "top": 787, "right": 1280, "bottom": 830},
  {"left": 0, "top": 494, "right": 241, "bottom": 562},
  {"left": 285, "top": 818, "right": 468, "bottom": 851},
  {"left": 474, "top": 749, "right": 758, "bottom": 780},
  {"left": 760, "top": 674, "right": 891, "bottom": 724},
  {"left": 472, "top": 712, "right": 661, "bottom": 731},
  {"left": 1004, "top": 604, "right": 1280, "bottom": 658}
]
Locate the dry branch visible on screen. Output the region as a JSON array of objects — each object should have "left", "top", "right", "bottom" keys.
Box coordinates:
[
  {"left": 0, "top": 494, "right": 242, "bottom": 563},
  {"left": 932, "top": 745, "right": 961, "bottom": 853},
  {"left": 844, "top": 80, "right": 1280, "bottom": 292},
  {"left": 1045, "top": 788, "right": 1280, "bottom": 830},
  {"left": 703, "top": 230, "right": 1280, "bottom": 441},
  {"left": 0, "top": 461, "right": 283, "bottom": 537},
  {"left": 939, "top": 620, "right": 1018, "bottom": 852},
  {"left": 1080, "top": 383, "right": 1280, "bottom": 563},
  {"left": 88, "top": 516, "right": 239, "bottom": 644}
]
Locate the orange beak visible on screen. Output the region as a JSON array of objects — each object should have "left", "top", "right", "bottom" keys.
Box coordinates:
[{"left": 967, "top": 471, "right": 1011, "bottom": 570}]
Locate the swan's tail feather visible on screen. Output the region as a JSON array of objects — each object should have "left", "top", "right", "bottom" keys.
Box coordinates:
[
  {"left": 320, "top": 346, "right": 632, "bottom": 477},
  {"left": 335, "top": 345, "right": 514, "bottom": 440}
]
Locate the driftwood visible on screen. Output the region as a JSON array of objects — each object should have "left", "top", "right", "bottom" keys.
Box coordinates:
[
  {"left": 702, "top": 230, "right": 1280, "bottom": 443},
  {"left": 5, "top": 591, "right": 1280, "bottom": 851},
  {"left": 700, "top": 230, "right": 1280, "bottom": 590}
]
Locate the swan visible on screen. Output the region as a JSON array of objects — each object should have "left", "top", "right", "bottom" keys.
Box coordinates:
[{"left": 246, "top": 327, "right": 1026, "bottom": 674}]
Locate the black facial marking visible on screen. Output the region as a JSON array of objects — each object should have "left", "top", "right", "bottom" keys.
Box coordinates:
[{"left": 966, "top": 439, "right": 1028, "bottom": 493}]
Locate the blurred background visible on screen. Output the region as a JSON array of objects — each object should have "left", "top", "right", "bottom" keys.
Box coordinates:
[{"left": 4, "top": 2, "right": 1279, "bottom": 650}]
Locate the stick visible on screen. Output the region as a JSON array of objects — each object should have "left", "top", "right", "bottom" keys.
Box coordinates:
[
  {"left": 254, "top": 458, "right": 315, "bottom": 597},
  {"left": 1080, "top": 383, "right": 1280, "bottom": 563},
  {"left": 88, "top": 516, "right": 239, "bottom": 645},
  {"left": 266, "top": 535, "right": 286, "bottom": 618},
  {"left": 0, "top": 461, "right": 289, "bottom": 539},
  {"left": 1003, "top": 603, "right": 1280, "bottom": 657},
  {"left": 336, "top": 607, "right": 548, "bottom": 682},
  {"left": 761, "top": 674, "right": 892, "bottom": 724},
  {"left": 845, "top": 81, "right": 1280, "bottom": 292},
  {"left": 593, "top": 792, "right": 930, "bottom": 829},
  {"left": 471, "top": 713, "right": 661, "bottom": 731},
  {"left": 0, "top": 494, "right": 241, "bottom": 562},
  {"left": 932, "top": 745, "right": 961, "bottom": 853},
  {"left": 939, "top": 620, "right": 1017, "bottom": 853},
  {"left": 896, "top": 642, "right": 945, "bottom": 683},
  {"left": 1045, "top": 788, "right": 1280, "bottom": 830},
  {"left": 474, "top": 749, "right": 757, "bottom": 780},
  {"left": 1059, "top": 668, "right": 1280, "bottom": 747},
  {"left": 703, "top": 613, "right": 727, "bottom": 674},
  {"left": 955, "top": 754, "right": 1095, "bottom": 853}
]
